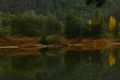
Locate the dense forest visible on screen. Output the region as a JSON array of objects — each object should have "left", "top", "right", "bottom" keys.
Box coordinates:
[
  {"left": 0, "top": 0, "right": 120, "bottom": 44},
  {"left": 0, "top": 0, "right": 119, "bottom": 17}
]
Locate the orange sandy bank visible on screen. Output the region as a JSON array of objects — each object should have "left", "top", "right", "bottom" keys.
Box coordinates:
[
  {"left": 0, "top": 37, "right": 38, "bottom": 46},
  {"left": 0, "top": 37, "right": 116, "bottom": 47}
]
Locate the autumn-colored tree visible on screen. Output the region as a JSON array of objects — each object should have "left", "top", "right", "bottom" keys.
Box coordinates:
[{"left": 109, "top": 16, "right": 117, "bottom": 33}]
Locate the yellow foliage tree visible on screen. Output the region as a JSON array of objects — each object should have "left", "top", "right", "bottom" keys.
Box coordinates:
[
  {"left": 87, "top": 19, "right": 93, "bottom": 26},
  {"left": 109, "top": 16, "right": 117, "bottom": 33}
]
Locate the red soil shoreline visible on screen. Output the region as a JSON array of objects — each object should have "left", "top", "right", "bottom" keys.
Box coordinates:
[{"left": 0, "top": 37, "right": 118, "bottom": 47}]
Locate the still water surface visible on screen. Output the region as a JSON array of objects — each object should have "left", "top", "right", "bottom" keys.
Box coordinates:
[{"left": 0, "top": 47, "right": 119, "bottom": 80}]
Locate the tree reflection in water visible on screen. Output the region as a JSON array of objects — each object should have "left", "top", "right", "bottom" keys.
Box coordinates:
[{"left": 0, "top": 47, "right": 119, "bottom": 80}]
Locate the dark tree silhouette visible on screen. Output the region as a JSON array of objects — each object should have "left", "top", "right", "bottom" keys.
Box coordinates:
[{"left": 85, "top": 0, "right": 106, "bottom": 7}]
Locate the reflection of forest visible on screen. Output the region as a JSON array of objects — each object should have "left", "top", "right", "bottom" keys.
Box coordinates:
[{"left": 0, "top": 47, "right": 119, "bottom": 80}]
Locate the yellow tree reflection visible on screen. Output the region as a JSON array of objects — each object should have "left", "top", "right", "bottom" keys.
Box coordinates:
[{"left": 108, "top": 50, "right": 116, "bottom": 66}]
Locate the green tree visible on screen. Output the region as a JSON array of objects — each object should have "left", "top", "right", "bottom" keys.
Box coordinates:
[
  {"left": 0, "top": 12, "right": 12, "bottom": 38},
  {"left": 64, "top": 13, "right": 81, "bottom": 39},
  {"left": 41, "top": 13, "right": 62, "bottom": 37},
  {"left": 11, "top": 10, "right": 44, "bottom": 37},
  {"left": 114, "top": 23, "right": 120, "bottom": 38},
  {"left": 87, "top": 11, "right": 105, "bottom": 39}
]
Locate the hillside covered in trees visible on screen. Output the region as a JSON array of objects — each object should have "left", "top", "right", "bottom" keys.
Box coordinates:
[
  {"left": 0, "top": 0, "right": 120, "bottom": 44},
  {"left": 0, "top": 0, "right": 119, "bottom": 18}
]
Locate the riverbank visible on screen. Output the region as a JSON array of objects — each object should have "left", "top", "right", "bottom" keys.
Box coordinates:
[{"left": 0, "top": 38, "right": 119, "bottom": 49}]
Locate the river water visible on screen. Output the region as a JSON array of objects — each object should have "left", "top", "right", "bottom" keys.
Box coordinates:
[{"left": 0, "top": 47, "right": 119, "bottom": 80}]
